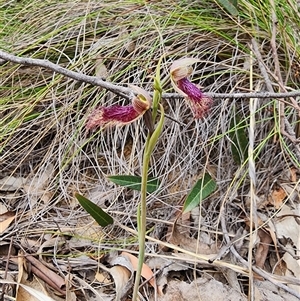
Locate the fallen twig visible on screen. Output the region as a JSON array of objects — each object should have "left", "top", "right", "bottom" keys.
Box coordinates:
[
  {"left": 0, "top": 49, "right": 132, "bottom": 99},
  {"left": 0, "top": 49, "right": 299, "bottom": 100}
]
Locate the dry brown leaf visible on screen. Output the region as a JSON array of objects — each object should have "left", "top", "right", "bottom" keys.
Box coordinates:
[
  {"left": 95, "top": 271, "right": 110, "bottom": 283},
  {"left": 281, "top": 183, "right": 300, "bottom": 203},
  {"left": 255, "top": 229, "right": 272, "bottom": 268},
  {"left": 25, "top": 255, "right": 66, "bottom": 295},
  {"left": 283, "top": 250, "right": 300, "bottom": 292},
  {"left": 254, "top": 279, "right": 300, "bottom": 301},
  {"left": 169, "top": 223, "right": 218, "bottom": 255},
  {"left": 23, "top": 164, "right": 55, "bottom": 205},
  {"left": 109, "top": 265, "right": 131, "bottom": 301},
  {"left": 95, "top": 57, "right": 108, "bottom": 79},
  {"left": 0, "top": 211, "right": 15, "bottom": 234},
  {"left": 254, "top": 285, "right": 264, "bottom": 301},
  {"left": 16, "top": 253, "right": 39, "bottom": 301},
  {"left": 158, "top": 277, "right": 246, "bottom": 301},
  {"left": 290, "top": 167, "right": 297, "bottom": 182},
  {"left": 147, "top": 257, "right": 190, "bottom": 296},
  {"left": 180, "top": 211, "right": 190, "bottom": 227},
  {"left": 267, "top": 187, "right": 286, "bottom": 209},
  {"left": 15, "top": 281, "right": 57, "bottom": 301},
  {"left": 98, "top": 255, "right": 133, "bottom": 301},
  {"left": 274, "top": 205, "right": 299, "bottom": 246},
  {"left": 0, "top": 203, "right": 8, "bottom": 214},
  {"left": 253, "top": 186, "right": 288, "bottom": 209},
  {"left": 164, "top": 200, "right": 189, "bottom": 249},
  {"left": 0, "top": 176, "right": 26, "bottom": 191},
  {"left": 267, "top": 204, "right": 300, "bottom": 282},
  {"left": 37, "top": 236, "right": 65, "bottom": 260},
  {"left": 121, "top": 251, "right": 155, "bottom": 288},
  {"left": 20, "top": 237, "right": 41, "bottom": 250}
]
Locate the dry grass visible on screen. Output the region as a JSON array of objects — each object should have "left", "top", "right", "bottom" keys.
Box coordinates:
[{"left": 1, "top": 0, "right": 300, "bottom": 300}]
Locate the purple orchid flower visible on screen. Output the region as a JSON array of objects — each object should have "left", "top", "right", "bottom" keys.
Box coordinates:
[
  {"left": 170, "top": 58, "right": 212, "bottom": 118},
  {"left": 86, "top": 85, "right": 151, "bottom": 131}
]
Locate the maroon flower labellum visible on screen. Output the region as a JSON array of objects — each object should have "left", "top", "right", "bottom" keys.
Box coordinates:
[
  {"left": 170, "top": 58, "right": 213, "bottom": 118},
  {"left": 86, "top": 85, "right": 151, "bottom": 131}
]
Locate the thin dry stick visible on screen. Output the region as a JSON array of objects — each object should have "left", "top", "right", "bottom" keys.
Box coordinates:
[
  {"left": 251, "top": 39, "right": 274, "bottom": 92},
  {"left": 247, "top": 49, "right": 257, "bottom": 301},
  {"left": 251, "top": 40, "right": 300, "bottom": 113},
  {"left": 0, "top": 49, "right": 300, "bottom": 100},
  {"left": 0, "top": 238, "right": 14, "bottom": 300},
  {"left": 270, "top": 0, "right": 283, "bottom": 85},
  {"left": 0, "top": 49, "right": 132, "bottom": 98},
  {"left": 251, "top": 40, "right": 300, "bottom": 161}
]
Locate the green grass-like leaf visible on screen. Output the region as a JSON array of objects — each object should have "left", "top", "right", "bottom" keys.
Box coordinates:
[
  {"left": 107, "top": 175, "right": 159, "bottom": 193},
  {"left": 75, "top": 193, "right": 113, "bottom": 227},
  {"left": 183, "top": 173, "right": 217, "bottom": 213}
]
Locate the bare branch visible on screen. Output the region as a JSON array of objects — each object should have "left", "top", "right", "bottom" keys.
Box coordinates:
[
  {"left": 0, "top": 49, "right": 132, "bottom": 98},
  {"left": 0, "top": 49, "right": 300, "bottom": 99},
  {"left": 163, "top": 90, "right": 300, "bottom": 99}
]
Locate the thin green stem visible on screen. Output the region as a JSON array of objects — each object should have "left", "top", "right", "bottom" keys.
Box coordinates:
[
  {"left": 132, "top": 136, "right": 150, "bottom": 301},
  {"left": 132, "top": 55, "right": 165, "bottom": 300},
  {"left": 152, "top": 55, "right": 165, "bottom": 121},
  {"left": 132, "top": 104, "right": 164, "bottom": 301}
]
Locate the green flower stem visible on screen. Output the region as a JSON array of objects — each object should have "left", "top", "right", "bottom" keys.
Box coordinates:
[
  {"left": 151, "top": 55, "right": 165, "bottom": 121},
  {"left": 132, "top": 104, "right": 164, "bottom": 301}
]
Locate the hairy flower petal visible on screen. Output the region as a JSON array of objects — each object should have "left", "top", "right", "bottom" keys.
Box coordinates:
[
  {"left": 170, "top": 58, "right": 212, "bottom": 119},
  {"left": 188, "top": 95, "right": 213, "bottom": 119},
  {"left": 86, "top": 105, "right": 141, "bottom": 131},
  {"left": 178, "top": 78, "right": 203, "bottom": 102},
  {"left": 86, "top": 85, "right": 152, "bottom": 131},
  {"left": 178, "top": 78, "right": 213, "bottom": 118}
]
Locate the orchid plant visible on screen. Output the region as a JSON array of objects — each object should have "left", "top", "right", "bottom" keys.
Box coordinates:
[{"left": 78, "top": 57, "right": 213, "bottom": 301}]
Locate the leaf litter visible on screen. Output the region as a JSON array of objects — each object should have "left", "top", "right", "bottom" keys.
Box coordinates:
[{"left": 1, "top": 0, "right": 300, "bottom": 300}]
